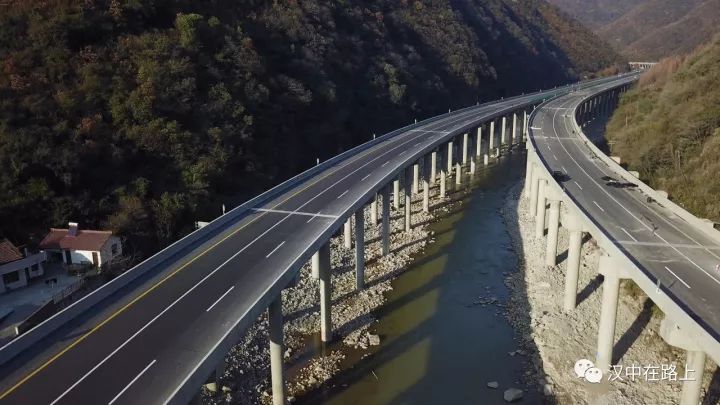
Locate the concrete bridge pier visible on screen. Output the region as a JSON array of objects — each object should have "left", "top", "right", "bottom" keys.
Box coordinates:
[
  {"left": 423, "top": 155, "right": 430, "bottom": 213},
  {"left": 343, "top": 218, "right": 352, "bottom": 249},
  {"left": 462, "top": 133, "right": 469, "bottom": 166},
  {"left": 413, "top": 163, "right": 420, "bottom": 195},
  {"left": 440, "top": 165, "right": 447, "bottom": 198},
  {"left": 596, "top": 253, "right": 630, "bottom": 372},
  {"left": 545, "top": 197, "right": 561, "bottom": 266},
  {"left": 482, "top": 125, "right": 489, "bottom": 165},
  {"left": 489, "top": 121, "right": 496, "bottom": 158},
  {"left": 381, "top": 185, "right": 391, "bottom": 256},
  {"left": 470, "top": 154, "right": 476, "bottom": 175},
  {"left": 354, "top": 210, "right": 365, "bottom": 290},
  {"left": 659, "top": 318, "right": 708, "bottom": 405},
  {"left": 393, "top": 178, "right": 401, "bottom": 211},
  {"left": 455, "top": 162, "right": 462, "bottom": 185},
  {"left": 523, "top": 153, "right": 534, "bottom": 199},
  {"left": 440, "top": 145, "right": 448, "bottom": 198},
  {"left": 430, "top": 150, "right": 438, "bottom": 185},
  {"left": 529, "top": 169, "right": 540, "bottom": 216},
  {"left": 313, "top": 242, "right": 333, "bottom": 342},
  {"left": 501, "top": 116, "right": 507, "bottom": 147},
  {"left": 563, "top": 214, "right": 585, "bottom": 312},
  {"left": 447, "top": 140, "right": 454, "bottom": 173},
  {"left": 370, "top": 193, "right": 378, "bottom": 226},
  {"left": 535, "top": 179, "right": 547, "bottom": 238},
  {"left": 475, "top": 126, "right": 483, "bottom": 159},
  {"left": 268, "top": 295, "right": 286, "bottom": 405},
  {"left": 404, "top": 167, "right": 412, "bottom": 232},
  {"left": 512, "top": 113, "right": 518, "bottom": 146},
  {"left": 523, "top": 111, "right": 528, "bottom": 141}
]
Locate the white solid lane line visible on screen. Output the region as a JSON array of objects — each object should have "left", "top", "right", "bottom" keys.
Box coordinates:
[
  {"left": 548, "top": 97, "right": 720, "bottom": 285},
  {"left": 306, "top": 211, "right": 321, "bottom": 223},
  {"left": 665, "top": 266, "right": 691, "bottom": 289},
  {"left": 593, "top": 201, "right": 605, "bottom": 212},
  {"left": 337, "top": 190, "right": 349, "bottom": 199},
  {"left": 107, "top": 359, "right": 157, "bottom": 405},
  {"left": 621, "top": 228, "right": 639, "bottom": 242},
  {"left": 55, "top": 99, "right": 520, "bottom": 401},
  {"left": 206, "top": 286, "right": 235, "bottom": 312},
  {"left": 266, "top": 241, "right": 286, "bottom": 258},
  {"left": 252, "top": 208, "right": 337, "bottom": 219},
  {"left": 618, "top": 241, "right": 720, "bottom": 250},
  {"left": 556, "top": 95, "right": 720, "bottom": 262},
  {"left": 50, "top": 227, "right": 264, "bottom": 405}
]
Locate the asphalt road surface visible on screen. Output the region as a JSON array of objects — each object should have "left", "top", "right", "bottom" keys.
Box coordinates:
[
  {"left": 0, "top": 90, "right": 561, "bottom": 404},
  {"left": 530, "top": 80, "right": 720, "bottom": 347}
]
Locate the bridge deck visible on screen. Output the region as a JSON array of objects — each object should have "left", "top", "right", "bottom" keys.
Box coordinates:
[{"left": 531, "top": 85, "right": 720, "bottom": 346}]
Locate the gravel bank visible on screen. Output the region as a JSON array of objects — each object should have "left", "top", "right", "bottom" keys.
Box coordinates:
[
  {"left": 501, "top": 181, "right": 719, "bottom": 404},
  {"left": 202, "top": 180, "right": 465, "bottom": 404}
]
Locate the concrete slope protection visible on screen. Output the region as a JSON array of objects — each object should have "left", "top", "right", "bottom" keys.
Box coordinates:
[
  {"left": 0, "top": 75, "right": 628, "bottom": 405},
  {"left": 527, "top": 76, "right": 720, "bottom": 404}
]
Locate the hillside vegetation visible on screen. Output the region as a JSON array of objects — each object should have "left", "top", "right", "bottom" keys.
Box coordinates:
[
  {"left": 544, "top": 0, "right": 645, "bottom": 29},
  {"left": 0, "top": 0, "right": 620, "bottom": 256},
  {"left": 548, "top": 0, "right": 720, "bottom": 60},
  {"left": 605, "top": 35, "right": 720, "bottom": 221}
]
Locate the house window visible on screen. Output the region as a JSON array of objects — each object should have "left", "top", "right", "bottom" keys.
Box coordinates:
[
  {"left": 3, "top": 271, "right": 20, "bottom": 284},
  {"left": 111, "top": 244, "right": 118, "bottom": 255}
]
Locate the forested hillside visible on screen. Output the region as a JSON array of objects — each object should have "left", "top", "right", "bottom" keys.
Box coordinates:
[
  {"left": 605, "top": 35, "right": 720, "bottom": 221},
  {"left": 548, "top": 0, "right": 720, "bottom": 60},
  {"left": 0, "top": 0, "right": 620, "bottom": 257},
  {"left": 544, "top": 0, "right": 645, "bottom": 29},
  {"left": 598, "top": 0, "right": 720, "bottom": 60}
]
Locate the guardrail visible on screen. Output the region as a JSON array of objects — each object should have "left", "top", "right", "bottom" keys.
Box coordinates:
[
  {"left": 0, "top": 102, "right": 491, "bottom": 366},
  {"left": 572, "top": 89, "right": 720, "bottom": 246},
  {"left": 167, "top": 89, "right": 571, "bottom": 403},
  {"left": 169, "top": 78, "right": 639, "bottom": 402},
  {"left": 0, "top": 74, "right": 624, "bottom": 367},
  {"left": 527, "top": 77, "right": 720, "bottom": 366}
]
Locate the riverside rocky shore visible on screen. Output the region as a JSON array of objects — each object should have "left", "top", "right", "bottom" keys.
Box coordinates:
[
  {"left": 501, "top": 181, "right": 720, "bottom": 404},
  {"left": 202, "top": 180, "right": 463, "bottom": 404}
]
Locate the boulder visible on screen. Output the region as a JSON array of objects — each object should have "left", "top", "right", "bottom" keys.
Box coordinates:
[{"left": 504, "top": 388, "right": 524, "bottom": 402}]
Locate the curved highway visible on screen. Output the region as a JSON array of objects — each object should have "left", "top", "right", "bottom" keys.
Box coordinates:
[
  {"left": 0, "top": 86, "right": 578, "bottom": 404},
  {"left": 529, "top": 79, "right": 720, "bottom": 352}
]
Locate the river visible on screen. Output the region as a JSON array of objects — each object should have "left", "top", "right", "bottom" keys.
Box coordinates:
[{"left": 295, "top": 152, "right": 538, "bottom": 404}]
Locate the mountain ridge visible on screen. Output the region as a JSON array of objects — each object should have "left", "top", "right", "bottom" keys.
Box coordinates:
[
  {"left": 605, "top": 34, "right": 720, "bottom": 221},
  {"left": 547, "top": 0, "right": 720, "bottom": 59},
  {"left": 0, "top": 0, "right": 620, "bottom": 254}
]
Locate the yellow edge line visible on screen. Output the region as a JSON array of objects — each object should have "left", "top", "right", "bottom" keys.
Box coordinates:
[{"left": 0, "top": 144, "right": 376, "bottom": 399}]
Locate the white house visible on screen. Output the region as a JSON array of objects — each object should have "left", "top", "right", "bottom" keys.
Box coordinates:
[
  {"left": 39, "top": 222, "right": 122, "bottom": 268},
  {"left": 0, "top": 239, "right": 46, "bottom": 294}
]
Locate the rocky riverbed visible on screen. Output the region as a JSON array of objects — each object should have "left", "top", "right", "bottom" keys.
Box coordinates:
[
  {"left": 201, "top": 181, "right": 463, "bottom": 404},
  {"left": 501, "top": 181, "right": 720, "bottom": 404}
]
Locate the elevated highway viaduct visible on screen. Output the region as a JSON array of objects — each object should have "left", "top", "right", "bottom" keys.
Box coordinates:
[
  {"left": 0, "top": 74, "right": 635, "bottom": 404},
  {"left": 528, "top": 75, "right": 720, "bottom": 405}
]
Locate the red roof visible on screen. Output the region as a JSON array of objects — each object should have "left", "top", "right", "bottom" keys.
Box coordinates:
[
  {"left": 0, "top": 239, "right": 23, "bottom": 265},
  {"left": 39, "top": 228, "right": 113, "bottom": 252}
]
